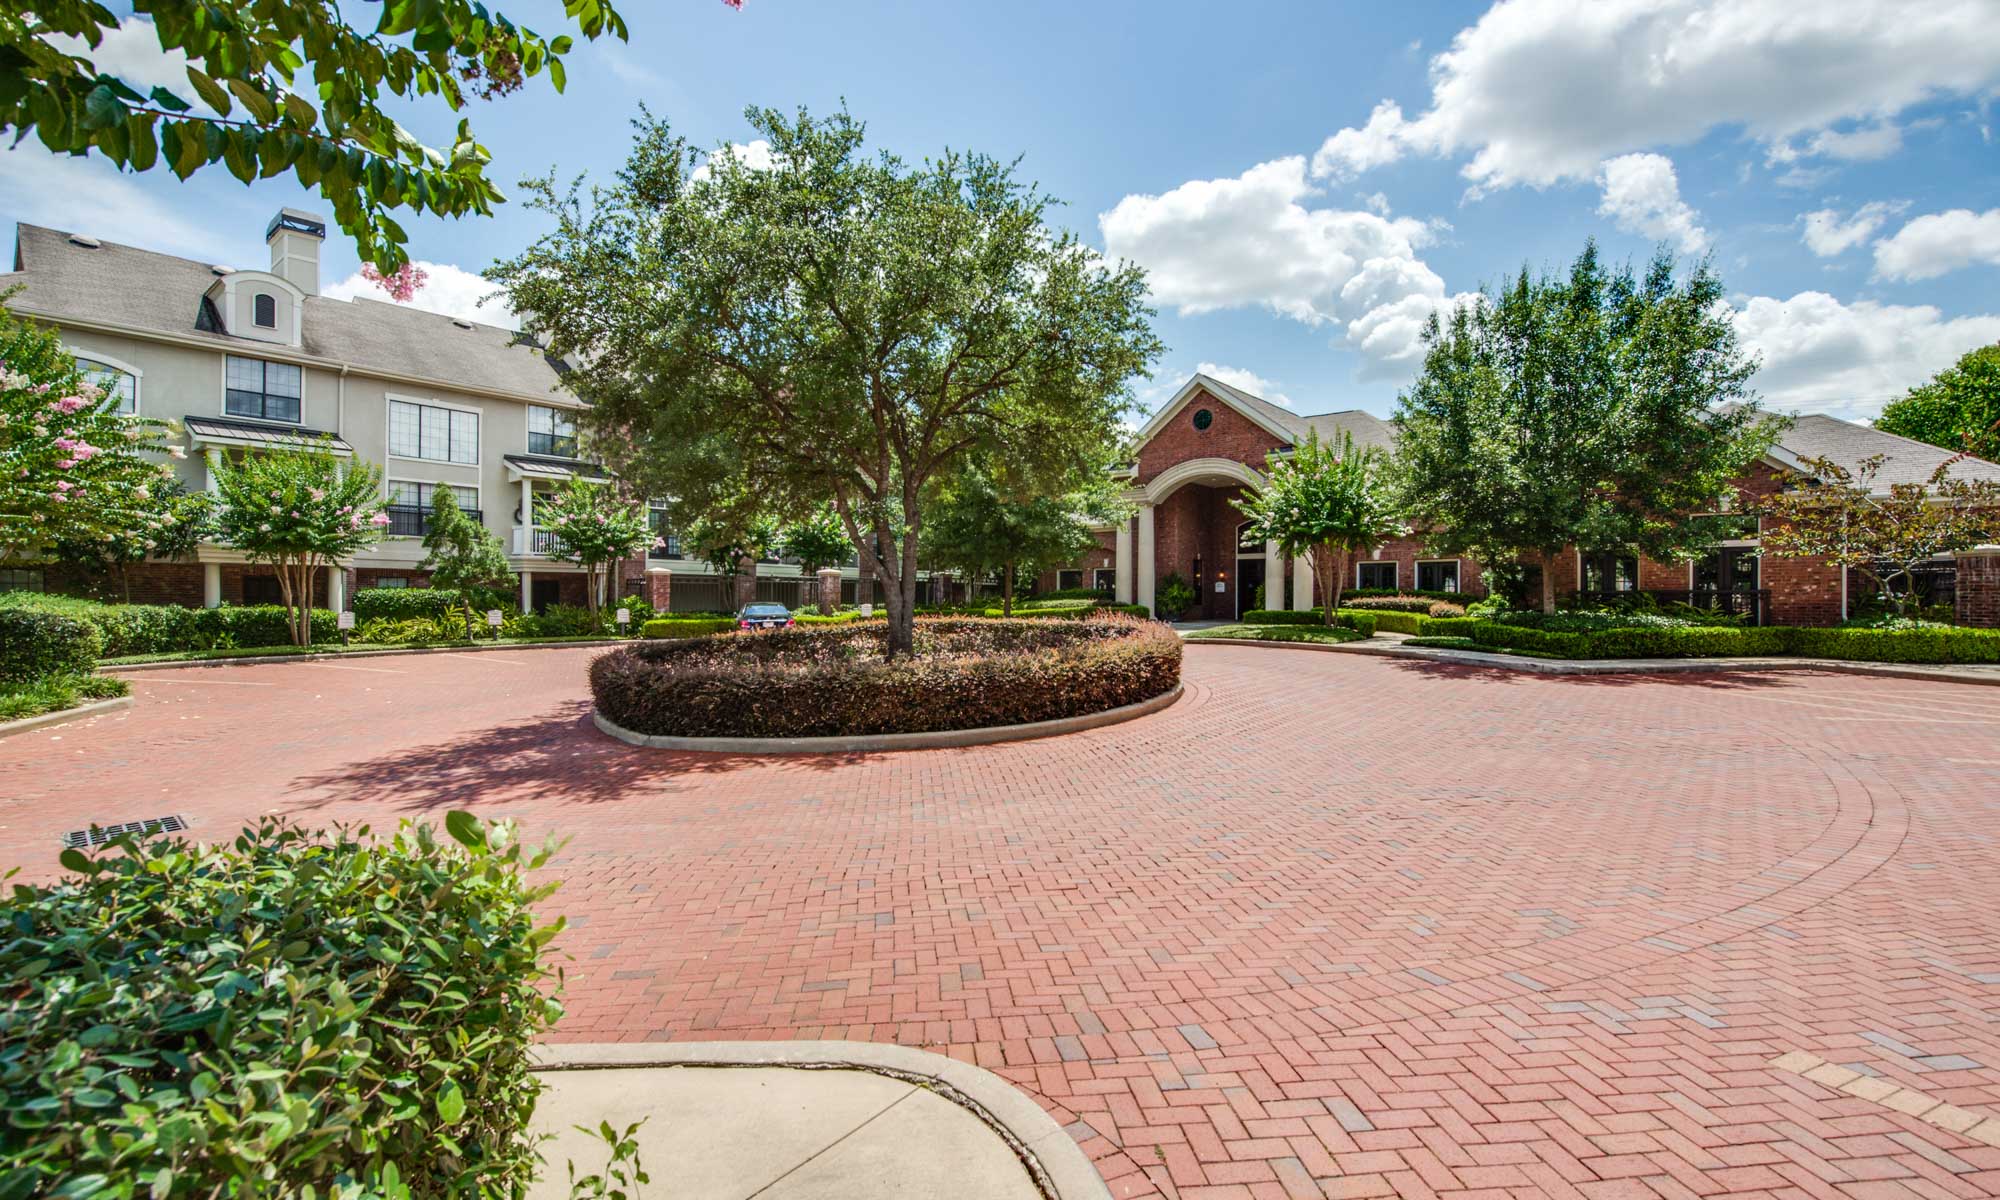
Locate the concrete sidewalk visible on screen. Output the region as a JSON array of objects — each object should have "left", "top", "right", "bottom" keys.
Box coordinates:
[{"left": 528, "top": 1043, "right": 1108, "bottom": 1200}]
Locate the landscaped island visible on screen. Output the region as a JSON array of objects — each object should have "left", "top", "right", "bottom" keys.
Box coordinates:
[{"left": 591, "top": 614, "right": 1181, "bottom": 740}]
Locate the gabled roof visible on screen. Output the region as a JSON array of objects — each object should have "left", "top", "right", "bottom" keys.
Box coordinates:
[
  {"left": 1132, "top": 372, "right": 1398, "bottom": 457},
  {"left": 1772, "top": 413, "right": 2000, "bottom": 489},
  {"left": 2, "top": 223, "right": 570, "bottom": 404}
]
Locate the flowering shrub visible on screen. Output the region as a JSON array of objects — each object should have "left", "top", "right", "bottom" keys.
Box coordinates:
[
  {"left": 210, "top": 445, "right": 389, "bottom": 645},
  {"left": 593, "top": 615, "right": 1182, "bottom": 738},
  {"left": 536, "top": 480, "right": 651, "bottom": 613},
  {"left": 0, "top": 301, "right": 188, "bottom": 563}
]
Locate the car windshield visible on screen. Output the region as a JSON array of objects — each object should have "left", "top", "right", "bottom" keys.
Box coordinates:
[{"left": 742, "top": 605, "right": 789, "bottom": 617}]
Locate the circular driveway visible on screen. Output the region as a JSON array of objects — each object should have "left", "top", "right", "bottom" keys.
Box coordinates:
[{"left": 6, "top": 646, "right": 2000, "bottom": 1198}]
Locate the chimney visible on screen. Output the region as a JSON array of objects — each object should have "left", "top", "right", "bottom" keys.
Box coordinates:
[{"left": 265, "top": 208, "right": 326, "bottom": 296}]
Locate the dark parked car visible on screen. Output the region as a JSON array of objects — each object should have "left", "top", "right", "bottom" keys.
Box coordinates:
[{"left": 736, "top": 603, "right": 795, "bottom": 631}]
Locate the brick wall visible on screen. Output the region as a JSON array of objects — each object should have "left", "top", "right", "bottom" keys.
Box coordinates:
[
  {"left": 1739, "top": 464, "right": 1844, "bottom": 625},
  {"left": 1137, "top": 389, "right": 1285, "bottom": 485},
  {"left": 1034, "top": 529, "right": 1116, "bottom": 593},
  {"left": 1351, "top": 537, "right": 1491, "bottom": 598},
  {"left": 1957, "top": 552, "right": 2000, "bottom": 628}
]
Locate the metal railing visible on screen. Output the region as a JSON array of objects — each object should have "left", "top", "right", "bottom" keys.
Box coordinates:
[{"left": 512, "top": 526, "right": 564, "bottom": 557}]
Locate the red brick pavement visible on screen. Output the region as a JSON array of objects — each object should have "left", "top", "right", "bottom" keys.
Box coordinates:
[{"left": 6, "top": 646, "right": 2000, "bottom": 1199}]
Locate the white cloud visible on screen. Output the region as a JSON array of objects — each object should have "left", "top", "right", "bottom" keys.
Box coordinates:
[
  {"left": 1194, "top": 363, "right": 1293, "bottom": 408},
  {"left": 1799, "top": 201, "right": 1904, "bottom": 256},
  {"left": 47, "top": 17, "right": 193, "bottom": 102},
  {"left": 0, "top": 144, "right": 225, "bottom": 262},
  {"left": 1098, "top": 155, "right": 1457, "bottom": 368},
  {"left": 1313, "top": 0, "right": 2000, "bottom": 192},
  {"left": 1798, "top": 121, "right": 1905, "bottom": 162},
  {"left": 1872, "top": 207, "right": 2000, "bottom": 281},
  {"left": 324, "top": 262, "right": 518, "bottom": 329},
  {"left": 690, "top": 140, "right": 775, "bottom": 183},
  {"left": 1595, "top": 153, "right": 1709, "bottom": 251},
  {"left": 1732, "top": 290, "right": 2000, "bottom": 419}
]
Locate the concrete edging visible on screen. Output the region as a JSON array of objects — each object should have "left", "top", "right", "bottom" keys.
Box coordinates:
[
  {"left": 592, "top": 682, "right": 1183, "bottom": 754},
  {"left": 1185, "top": 634, "right": 2000, "bottom": 687},
  {"left": 101, "top": 638, "right": 625, "bottom": 673},
  {"left": 530, "top": 1040, "right": 1110, "bottom": 1200},
  {"left": 0, "top": 694, "right": 133, "bottom": 740}
]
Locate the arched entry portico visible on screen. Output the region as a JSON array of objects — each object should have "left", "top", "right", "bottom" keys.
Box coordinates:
[{"left": 1118, "top": 457, "right": 1310, "bottom": 619}]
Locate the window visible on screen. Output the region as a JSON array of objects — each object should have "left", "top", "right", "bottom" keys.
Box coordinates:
[
  {"left": 242, "top": 575, "right": 284, "bottom": 605},
  {"left": 1357, "top": 561, "right": 1396, "bottom": 589},
  {"left": 374, "top": 577, "right": 409, "bottom": 589},
  {"left": 1191, "top": 408, "right": 1213, "bottom": 431},
  {"left": 1057, "top": 569, "right": 1084, "bottom": 590},
  {"left": 387, "top": 481, "right": 480, "bottom": 535},
  {"left": 0, "top": 567, "right": 45, "bottom": 593},
  {"left": 647, "top": 506, "right": 681, "bottom": 559},
  {"left": 528, "top": 405, "right": 578, "bottom": 458},
  {"left": 75, "top": 358, "right": 138, "bottom": 415},
  {"left": 1093, "top": 567, "right": 1116, "bottom": 592},
  {"left": 389, "top": 399, "right": 478, "bottom": 465},
  {"left": 1416, "top": 560, "right": 1460, "bottom": 593},
  {"left": 225, "top": 356, "right": 301, "bottom": 422},
  {"left": 1580, "top": 551, "right": 1639, "bottom": 593},
  {"left": 253, "top": 293, "right": 276, "bottom": 328}
]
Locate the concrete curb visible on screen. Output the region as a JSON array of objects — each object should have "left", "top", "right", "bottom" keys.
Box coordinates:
[
  {"left": 592, "top": 682, "right": 1184, "bottom": 754},
  {"left": 0, "top": 694, "right": 134, "bottom": 740},
  {"left": 1185, "top": 635, "right": 2000, "bottom": 687},
  {"left": 530, "top": 1041, "right": 1110, "bottom": 1200},
  {"left": 102, "top": 638, "right": 625, "bottom": 673}
]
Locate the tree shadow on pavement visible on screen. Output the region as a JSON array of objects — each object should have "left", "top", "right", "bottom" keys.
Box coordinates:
[
  {"left": 1383, "top": 658, "right": 1809, "bottom": 690},
  {"left": 283, "top": 698, "right": 874, "bottom": 812}
]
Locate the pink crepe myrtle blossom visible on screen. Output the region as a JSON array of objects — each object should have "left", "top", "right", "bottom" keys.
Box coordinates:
[
  {"left": 360, "top": 261, "right": 428, "bottom": 302},
  {"left": 369, "top": 512, "right": 391, "bottom": 526},
  {"left": 54, "top": 395, "right": 86, "bottom": 413}
]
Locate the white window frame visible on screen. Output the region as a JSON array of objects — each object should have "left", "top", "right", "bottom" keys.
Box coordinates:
[
  {"left": 526, "top": 403, "right": 580, "bottom": 458},
  {"left": 220, "top": 354, "right": 304, "bottom": 424},
  {"left": 1355, "top": 559, "right": 1397, "bottom": 589},
  {"left": 68, "top": 347, "right": 143, "bottom": 416},
  {"left": 1415, "top": 558, "right": 1462, "bottom": 593},
  {"left": 385, "top": 394, "right": 482, "bottom": 467},
  {"left": 1092, "top": 567, "right": 1117, "bottom": 592}
]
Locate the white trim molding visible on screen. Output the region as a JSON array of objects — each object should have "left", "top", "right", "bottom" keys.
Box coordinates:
[
  {"left": 1129, "top": 373, "right": 1298, "bottom": 454},
  {"left": 1140, "top": 456, "right": 1268, "bottom": 505}
]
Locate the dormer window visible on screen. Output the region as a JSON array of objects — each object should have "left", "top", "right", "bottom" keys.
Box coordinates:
[{"left": 253, "top": 293, "right": 276, "bottom": 328}]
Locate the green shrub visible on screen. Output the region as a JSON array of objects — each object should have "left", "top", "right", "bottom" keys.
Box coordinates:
[
  {"left": 1184, "top": 624, "right": 1364, "bottom": 645},
  {"left": 1031, "top": 586, "right": 1114, "bottom": 602},
  {"left": 795, "top": 610, "right": 881, "bottom": 625},
  {"left": 355, "top": 616, "right": 460, "bottom": 645},
  {"left": 0, "top": 595, "right": 334, "bottom": 657},
  {"left": 204, "top": 604, "right": 338, "bottom": 648},
  {"left": 0, "top": 672, "right": 127, "bottom": 722},
  {"left": 641, "top": 616, "right": 740, "bottom": 639},
  {"left": 352, "top": 586, "right": 461, "bottom": 622},
  {"left": 1342, "top": 595, "right": 1437, "bottom": 614},
  {"left": 595, "top": 615, "right": 1181, "bottom": 739},
  {"left": 536, "top": 603, "right": 609, "bottom": 637},
  {"left": 0, "top": 604, "right": 102, "bottom": 684},
  {"left": 1401, "top": 636, "right": 1479, "bottom": 650},
  {"left": 0, "top": 813, "right": 565, "bottom": 1200},
  {"left": 1355, "top": 610, "right": 1428, "bottom": 635},
  {"left": 1241, "top": 608, "right": 1377, "bottom": 636},
  {"left": 1155, "top": 572, "right": 1197, "bottom": 620},
  {"left": 1347, "top": 586, "right": 1476, "bottom": 604},
  {"left": 1786, "top": 626, "right": 2000, "bottom": 663}
]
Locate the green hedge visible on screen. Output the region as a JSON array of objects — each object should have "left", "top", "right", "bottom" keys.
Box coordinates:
[
  {"left": 0, "top": 813, "right": 564, "bottom": 1199},
  {"left": 0, "top": 594, "right": 335, "bottom": 656},
  {"left": 796, "top": 610, "right": 882, "bottom": 625},
  {"left": 1411, "top": 619, "right": 2000, "bottom": 663},
  {"left": 352, "top": 586, "right": 461, "bottom": 622},
  {"left": 0, "top": 605, "right": 103, "bottom": 684},
  {"left": 642, "top": 616, "right": 741, "bottom": 639},
  {"left": 1240, "top": 608, "right": 1378, "bottom": 636},
  {"left": 1786, "top": 626, "right": 2000, "bottom": 663},
  {"left": 1356, "top": 610, "right": 1428, "bottom": 635}
]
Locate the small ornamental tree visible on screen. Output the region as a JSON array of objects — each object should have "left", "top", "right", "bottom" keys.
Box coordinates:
[
  {"left": 1875, "top": 345, "right": 2000, "bottom": 463},
  {"left": 1, "top": 300, "right": 188, "bottom": 564},
  {"left": 1756, "top": 452, "right": 2000, "bottom": 618},
  {"left": 210, "top": 444, "right": 388, "bottom": 645},
  {"left": 1235, "top": 430, "right": 1401, "bottom": 623},
  {"left": 780, "top": 505, "right": 852, "bottom": 613},
  {"left": 53, "top": 478, "right": 212, "bottom": 603},
  {"left": 922, "top": 468, "right": 1110, "bottom": 616},
  {"left": 537, "top": 478, "right": 649, "bottom": 614},
  {"left": 688, "top": 510, "right": 779, "bottom": 605},
  {"left": 418, "top": 487, "right": 512, "bottom": 636}
]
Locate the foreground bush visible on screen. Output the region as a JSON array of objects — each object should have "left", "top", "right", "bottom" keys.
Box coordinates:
[
  {"left": 0, "top": 813, "right": 564, "bottom": 1199},
  {"left": 0, "top": 603, "right": 101, "bottom": 684},
  {"left": 0, "top": 672, "right": 127, "bottom": 722},
  {"left": 594, "top": 615, "right": 1181, "bottom": 738}
]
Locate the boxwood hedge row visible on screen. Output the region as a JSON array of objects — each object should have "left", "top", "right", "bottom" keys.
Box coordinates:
[{"left": 0, "top": 594, "right": 336, "bottom": 659}]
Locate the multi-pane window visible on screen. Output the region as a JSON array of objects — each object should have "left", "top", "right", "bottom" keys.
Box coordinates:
[
  {"left": 1580, "top": 551, "right": 1639, "bottom": 592},
  {"left": 1357, "top": 561, "right": 1396, "bottom": 589},
  {"left": 1416, "top": 560, "right": 1460, "bottom": 592},
  {"left": 387, "top": 481, "right": 480, "bottom": 536},
  {"left": 647, "top": 506, "right": 681, "bottom": 559},
  {"left": 388, "top": 399, "right": 478, "bottom": 464},
  {"left": 1057, "top": 569, "right": 1084, "bottom": 590},
  {"left": 527, "top": 404, "right": 578, "bottom": 458},
  {"left": 75, "top": 358, "right": 137, "bottom": 415},
  {"left": 225, "top": 356, "right": 302, "bottom": 422},
  {"left": 0, "top": 567, "right": 45, "bottom": 593}
]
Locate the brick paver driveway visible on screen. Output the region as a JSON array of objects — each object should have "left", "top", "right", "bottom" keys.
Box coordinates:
[{"left": 7, "top": 645, "right": 2000, "bottom": 1199}]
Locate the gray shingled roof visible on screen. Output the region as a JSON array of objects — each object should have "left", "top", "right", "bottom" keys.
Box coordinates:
[
  {"left": 1190, "top": 372, "right": 1398, "bottom": 454},
  {"left": 1774, "top": 413, "right": 2000, "bottom": 489},
  {"left": 3, "top": 223, "right": 569, "bottom": 402}
]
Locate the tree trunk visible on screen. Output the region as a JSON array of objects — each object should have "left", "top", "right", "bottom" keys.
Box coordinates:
[
  {"left": 583, "top": 563, "right": 600, "bottom": 614},
  {"left": 1539, "top": 558, "right": 1557, "bottom": 614},
  {"left": 1002, "top": 559, "right": 1015, "bottom": 616}
]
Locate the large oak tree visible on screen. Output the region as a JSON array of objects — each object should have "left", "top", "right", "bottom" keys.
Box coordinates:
[{"left": 492, "top": 107, "right": 1161, "bottom": 656}]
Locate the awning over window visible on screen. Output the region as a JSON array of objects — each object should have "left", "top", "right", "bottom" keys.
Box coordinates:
[
  {"left": 184, "top": 415, "right": 353, "bottom": 456},
  {"left": 503, "top": 452, "right": 610, "bottom": 483}
]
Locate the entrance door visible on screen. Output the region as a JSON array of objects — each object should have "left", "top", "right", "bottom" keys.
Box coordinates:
[
  {"left": 1236, "top": 556, "right": 1266, "bottom": 619},
  {"left": 530, "top": 579, "right": 561, "bottom": 615},
  {"left": 1694, "top": 547, "right": 1761, "bottom": 622}
]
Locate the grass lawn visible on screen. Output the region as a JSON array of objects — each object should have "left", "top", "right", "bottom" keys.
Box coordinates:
[
  {"left": 0, "top": 673, "right": 130, "bottom": 722},
  {"left": 1182, "top": 624, "right": 1367, "bottom": 645},
  {"left": 100, "top": 635, "right": 624, "bottom": 667}
]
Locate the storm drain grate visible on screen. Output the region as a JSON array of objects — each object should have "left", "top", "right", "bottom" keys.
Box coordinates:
[{"left": 59, "top": 815, "right": 189, "bottom": 850}]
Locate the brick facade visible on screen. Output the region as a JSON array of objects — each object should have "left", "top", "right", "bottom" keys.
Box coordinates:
[
  {"left": 1136, "top": 389, "right": 1285, "bottom": 486},
  {"left": 1351, "top": 536, "right": 1491, "bottom": 598},
  {"left": 1954, "top": 550, "right": 2000, "bottom": 628}
]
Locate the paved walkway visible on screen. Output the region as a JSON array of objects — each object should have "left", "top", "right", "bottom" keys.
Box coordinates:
[{"left": 6, "top": 647, "right": 2000, "bottom": 1198}]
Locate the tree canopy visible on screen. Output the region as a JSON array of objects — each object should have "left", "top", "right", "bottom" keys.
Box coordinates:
[
  {"left": 922, "top": 463, "right": 1116, "bottom": 615},
  {"left": 1875, "top": 344, "right": 2000, "bottom": 464},
  {"left": 536, "top": 478, "right": 649, "bottom": 613},
  {"left": 1235, "top": 430, "right": 1399, "bottom": 622},
  {"left": 0, "top": 0, "right": 647, "bottom": 270},
  {"left": 210, "top": 442, "right": 387, "bottom": 645},
  {"left": 491, "top": 106, "right": 1161, "bottom": 655},
  {"left": 419, "top": 486, "right": 512, "bottom": 634},
  {"left": 1392, "top": 242, "right": 1783, "bottom": 611}
]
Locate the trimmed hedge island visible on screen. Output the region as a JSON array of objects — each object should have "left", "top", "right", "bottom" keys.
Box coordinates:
[{"left": 594, "top": 614, "right": 1181, "bottom": 739}]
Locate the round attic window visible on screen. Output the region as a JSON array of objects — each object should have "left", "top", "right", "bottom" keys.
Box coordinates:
[{"left": 1191, "top": 408, "right": 1213, "bottom": 431}]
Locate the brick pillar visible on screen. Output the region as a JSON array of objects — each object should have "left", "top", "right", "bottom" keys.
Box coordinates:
[
  {"left": 645, "top": 568, "right": 671, "bottom": 613},
  {"left": 1956, "top": 547, "right": 2000, "bottom": 628},
  {"left": 814, "top": 568, "right": 840, "bottom": 614},
  {"left": 733, "top": 554, "right": 757, "bottom": 610}
]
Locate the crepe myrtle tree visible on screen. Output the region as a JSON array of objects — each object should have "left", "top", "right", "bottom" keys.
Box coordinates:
[
  {"left": 418, "top": 485, "right": 512, "bottom": 637},
  {"left": 687, "top": 508, "right": 779, "bottom": 606},
  {"left": 536, "top": 478, "right": 649, "bottom": 614},
  {"left": 53, "top": 477, "right": 211, "bottom": 603},
  {"left": 1234, "top": 430, "right": 1400, "bottom": 624},
  {"left": 0, "top": 299, "right": 190, "bottom": 564},
  {"left": 1757, "top": 452, "right": 2000, "bottom": 619},
  {"left": 490, "top": 106, "right": 1161, "bottom": 658},
  {"left": 779, "top": 505, "right": 852, "bottom": 613},
  {"left": 1393, "top": 242, "right": 1784, "bottom": 612},
  {"left": 210, "top": 443, "right": 388, "bottom": 646}
]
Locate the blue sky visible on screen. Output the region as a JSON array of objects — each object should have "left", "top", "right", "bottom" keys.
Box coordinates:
[{"left": 6, "top": 0, "right": 1999, "bottom": 422}]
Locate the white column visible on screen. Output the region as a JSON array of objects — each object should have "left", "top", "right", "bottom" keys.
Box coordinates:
[
  {"left": 1264, "top": 540, "right": 1283, "bottom": 613},
  {"left": 1136, "top": 503, "right": 1156, "bottom": 616},
  {"left": 1291, "top": 555, "right": 1314, "bottom": 611},
  {"left": 202, "top": 562, "right": 222, "bottom": 609},
  {"left": 519, "top": 478, "right": 534, "bottom": 539},
  {"left": 326, "top": 564, "right": 345, "bottom": 612},
  {"left": 519, "top": 569, "right": 533, "bottom": 612},
  {"left": 1114, "top": 518, "right": 1134, "bottom": 605}
]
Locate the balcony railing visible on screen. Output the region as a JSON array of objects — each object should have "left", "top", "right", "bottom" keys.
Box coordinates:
[
  {"left": 512, "top": 526, "right": 564, "bottom": 556},
  {"left": 387, "top": 504, "right": 481, "bottom": 537}
]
